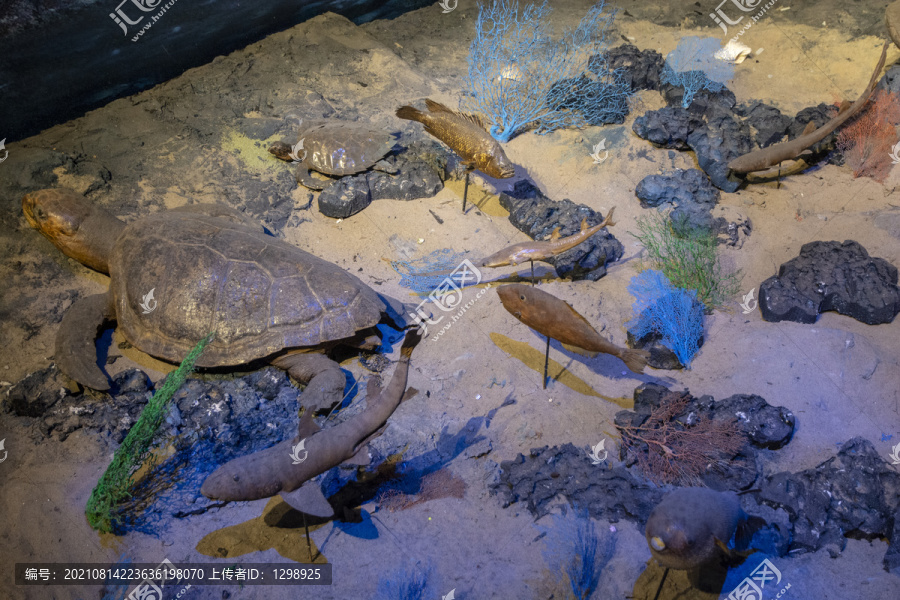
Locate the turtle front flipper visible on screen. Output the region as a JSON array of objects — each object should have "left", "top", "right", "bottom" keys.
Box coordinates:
[
  {"left": 294, "top": 162, "right": 333, "bottom": 191},
  {"left": 55, "top": 291, "right": 115, "bottom": 390}
]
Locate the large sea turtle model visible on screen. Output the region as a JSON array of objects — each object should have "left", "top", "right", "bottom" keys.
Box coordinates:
[
  {"left": 268, "top": 121, "right": 397, "bottom": 190},
  {"left": 22, "top": 189, "right": 410, "bottom": 409}
]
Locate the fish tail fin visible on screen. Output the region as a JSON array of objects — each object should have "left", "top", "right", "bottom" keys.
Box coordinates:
[
  {"left": 603, "top": 206, "right": 616, "bottom": 228},
  {"left": 396, "top": 105, "right": 425, "bottom": 123},
  {"left": 621, "top": 349, "right": 650, "bottom": 374},
  {"left": 401, "top": 328, "right": 423, "bottom": 358}
]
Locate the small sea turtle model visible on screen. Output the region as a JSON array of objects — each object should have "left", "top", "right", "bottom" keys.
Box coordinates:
[
  {"left": 269, "top": 121, "right": 397, "bottom": 190},
  {"left": 23, "top": 189, "right": 409, "bottom": 409}
]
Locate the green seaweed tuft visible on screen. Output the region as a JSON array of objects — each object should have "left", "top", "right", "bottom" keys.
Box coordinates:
[
  {"left": 630, "top": 212, "right": 741, "bottom": 310},
  {"left": 85, "top": 332, "right": 215, "bottom": 534}
]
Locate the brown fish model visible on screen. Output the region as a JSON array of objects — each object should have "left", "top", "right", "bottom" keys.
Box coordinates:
[
  {"left": 482, "top": 208, "right": 616, "bottom": 268},
  {"left": 728, "top": 42, "right": 889, "bottom": 175},
  {"left": 200, "top": 330, "right": 421, "bottom": 517},
  {"left": 645, "top": 487, "right": 746, "bottom": 570},
  {"left": 395, "top": 99, "right": 516, "bottom": 179},
  {"left": 497, "top": 284, "right": 650, "bottom": 374}
]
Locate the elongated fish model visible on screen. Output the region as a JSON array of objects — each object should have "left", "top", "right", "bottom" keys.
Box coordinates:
[
  {"left": 395, "top": 99, "right": 516, "bottom": 180},
  {"left": 497, "top": 284, "right": 650, "bottom": 374},
  {"left": 728, "top": 42, "right": 889, "bottom": 175},
  {"left": 200, "top": 330, "right": 421, "bottom": 516},
  {"left": 645, "top": 487, "right": 746, "bottom": 570},
  {"left": 482, "top": 208, "right": 616, "bottom": 268}
]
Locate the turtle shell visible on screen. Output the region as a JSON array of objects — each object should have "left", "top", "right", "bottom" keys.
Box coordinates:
[
  {"left": 300, "top": 122, "right": 393, "bottom": 176},
  {"left": 108, "top": 204, "right": 386, "bottom": 367}
]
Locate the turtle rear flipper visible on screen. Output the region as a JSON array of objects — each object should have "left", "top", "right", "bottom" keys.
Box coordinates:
[
  {"left": 55, "top": 292, "right": 114, "bottom": 390},
  {"left": 294, "top": 163, "right": 333, "bottom": 191}
]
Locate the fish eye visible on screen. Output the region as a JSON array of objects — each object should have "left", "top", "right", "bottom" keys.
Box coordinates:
[
  {"left": 519, "top": 294, "right": 526, "bottom": 301},
  {"left": 232, "top": 474, "right": 240, "bottom": 482}
]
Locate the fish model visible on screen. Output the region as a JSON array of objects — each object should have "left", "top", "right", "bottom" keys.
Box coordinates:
[
  {"left": 481, "top": 208, "right": 616, "bottom": 268},
  {"left": 645, "top": 487, "right": 746, "bottom": 570},
  {"left": 497, "top": 284, "right": 650, "bottom": 374},
  {"left": 728, "top": 42, "right": 889, "bottom": 175},
  {"left": 395, "top": 99, "right": 516, "bottom": 180},
  {"left": 200, "top": 330, "right": 421, "bottom": 516}
]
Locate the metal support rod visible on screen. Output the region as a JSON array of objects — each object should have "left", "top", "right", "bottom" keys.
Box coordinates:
[{"left": 543, "top": 335, "right": 550, "bottom": 389}]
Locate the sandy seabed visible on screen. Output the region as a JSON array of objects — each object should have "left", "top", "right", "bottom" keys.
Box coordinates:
[{"left": 1, "top": 1, "right": 899, "bottom": 598}]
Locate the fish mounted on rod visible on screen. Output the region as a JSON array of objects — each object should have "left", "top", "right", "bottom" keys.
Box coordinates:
[
  {"left": 200, "top": 330, "right": 422, "bottom": 517},
  {"left": 481, "top": 208, "right": 616, "bottom": 283},
  {"left": 497, "top": 284, "right": 650, "bottom": 375},
  {"left": 396, "top": 99, "right": 515, "bottom": 212},
  {"left": 727, "top": 42, "right": 890, "bottom": 176}
]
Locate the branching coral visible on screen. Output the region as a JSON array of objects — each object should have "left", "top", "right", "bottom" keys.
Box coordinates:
[
  {"left": 462, "top": 0, "right": 630, "bottom": 142},
  {"left": 615, "top": 390, "right": 744, "bottom": 485},
  {"left": 836, "top": 89, "right": 900, "bottom": 182}
]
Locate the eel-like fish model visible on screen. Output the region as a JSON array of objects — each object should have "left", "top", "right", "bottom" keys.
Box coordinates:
[
  {"left": 481, "top": 208, "right": 616, "bottom": 268},
  {"left": 395, "top": 99, "right": 516, "bottom": 179},
  {"left": 497, "top": 284, "right": 650, "bottom": 374},
  {"left": 200, "top": 330, "right": 421, "bottom": 516},
  {"left": 645, "top": 487, "right": 747, "bottom": 570},
  {"left": 728, "top": 41, "right": 889, "bottom": 175}
]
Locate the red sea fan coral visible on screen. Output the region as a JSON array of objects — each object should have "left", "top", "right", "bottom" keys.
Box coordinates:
[{"left": 836, "top": 89, "right": 900, "bottom": 182}]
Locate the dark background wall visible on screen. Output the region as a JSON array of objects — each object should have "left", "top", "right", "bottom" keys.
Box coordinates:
[{"left": 0, "top": 0, "right": 434, "bottom": 142}]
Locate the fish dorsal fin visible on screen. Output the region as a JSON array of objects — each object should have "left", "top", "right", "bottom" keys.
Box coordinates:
[
  {"left": 280, "top": 481, "right": 334, "bottom": 517},
  {"left": 550, "top": 227, "right": 561, "bottom": 241},
  {"left": 580, "top": 217, "right": 589, "bottom": 232},
  {"left": 563, "top": 300, "right": 602, "bottom": 337},
  {"left": 424, "top": 98, "right": 454, "bottom": 113},
  {"left": 837, "top": 99, "right": 852, "bottom": 114},
  {"left": 424, "top": 98, "right": 488, "bottom": 131},
  {"left": 297, "top": 410, "right": 321, "bottom": 439},
  {"left": 401, "top": 387, "right": 419, "bottom": 402},
  {"left": 801, "top": 121, "right": 817, "bottom": 135}
]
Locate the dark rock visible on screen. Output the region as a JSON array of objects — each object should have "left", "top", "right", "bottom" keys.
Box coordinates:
[
  {"left": 876, "top": 64, "right": 900, "bottom": 95},
  {"left": 627, "top": 327, "right": 703, "bottom": 371},
  {"left": 661, "top": 84, "right": 738, "bottom": 119},
  {"left": 3, "top": 365, "right": 71, "bottom": 418},
  {"left": 317, "top": 176, "right": 373, "bottom": 218},
  {"left": 601, "top": 44, "right": 665, "bottom": 91},
  {"left": 368, "top": 141, "right": 448, "bottom": 201},
  {"left": 886, "top": 507, "right": 900, "bottom": 574},
  {"left": 686, "top": 109, "right": 752, "bottom": 193},
  {"left": 759, "top": 240, "right": 900, "bottom": 325},
  {"left": 754, "top": 437, "right": 900, "bottom": 567},
  {"left": 712, "top": 394, "right": 796, "bottom": 450},
  {"left": 736, "top": 102, "right": 792, "bottom": 148},
  {"left": 492, "top": 443, "right": 665, "bottom": 523},
  {"left": 632, "top": 106, "right": 704, "bottom": 150},
  {"left": 498, "top": 180, "right": 623, "bottom": 281},
  {"left": 635, "top": 168, "right": 720, "bottom": 209},
  {"left": 789, "top": 103, "right": 839, "bottom": 157}
]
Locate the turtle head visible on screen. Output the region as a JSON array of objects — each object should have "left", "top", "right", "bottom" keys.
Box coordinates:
[
  {"left": 268, "top": 141, "right": 294, "bottom": 161},
  {"left": 23, "top": 188, "right": 124, "bottom": 274}
]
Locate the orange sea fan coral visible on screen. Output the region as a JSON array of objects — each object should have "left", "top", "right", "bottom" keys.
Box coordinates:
[{"left": 836, "top": 89, "right": 900, "bottom": 182}]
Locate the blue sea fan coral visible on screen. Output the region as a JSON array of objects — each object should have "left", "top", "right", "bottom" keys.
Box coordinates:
[
  {"left": 661, "top": 36, "right": 734, "bottom": 108},
  {"left": 627, "top": 270, "right": 705, "bottom": 368},
  {"left": 539, "top": 508, "right": 615, "bottom": 599},
  {"left": 374, "top": 563, "right": 432, "bottom": 600},
  {"left": 462, "top": 0, "right": 631, "bottom": 142}
]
